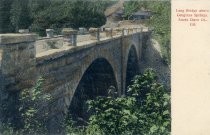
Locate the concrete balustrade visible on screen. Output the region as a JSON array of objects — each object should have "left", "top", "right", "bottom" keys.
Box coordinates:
[
  {"left": 113, "top": 28, "right": 124, "bottom": 36},
  {"left": 46, "top": 29, "right": 54, "bottom": 38},
  {"left": 105, "top": 28, "right": 113, "bottom": 38},
  {"left": 133, "top": 28, "right": 138, "bottom": 33},
  {"left": 89, "top": 28, "right": 100, "bottom": 41},
  {"left": 137, "top": 28, "right": 142, "bottom": 32},
  {"left": 62, "top": 28, "right": 78, "bottom": 46},
  {"left": 141, "top": 27, "right": 144, "bottom": 32}
]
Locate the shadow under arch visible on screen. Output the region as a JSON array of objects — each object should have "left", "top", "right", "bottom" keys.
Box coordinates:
[
  {"left": 68, "top": 58, "right": 118, "bottom": 125},
  {"left": 125, "top": 45, "right": 139, "bottom": 94}
]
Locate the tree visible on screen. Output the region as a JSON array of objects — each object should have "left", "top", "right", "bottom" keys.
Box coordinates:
[
  {"left": 0, "top": 77, "right": 52, "bottom": 134},
  {"left": 10, "top": 0, "right": 32, "bottom": 32},
  {"left": 123, "top": 1, "right": 139, "bottom": 20},
  {"left": 10, "top": 0, "right": 21, "bottom": 32},
  {"left": 123, "top": 1, "right": 171, "bottom": 65},
  {"left": 68, "top": 1, "right": 106, "bottom": 28},
  {"left": 84, "top": 69, "right": 171, "bottom": 135},
  {"left": 0, "top": 0, "right": 111, "bottom": 35},
  {"left": 0, "top": 0, "right": 13, "bottom": 33},
  {"left": 30, "top": 0, "right": 107, "bottom": 36},
  {"left": 128, "top": 69, "right": 171, "bottom": 134},
  {"left": 141, "top": 1, "right": 171, "bottom": 64}
]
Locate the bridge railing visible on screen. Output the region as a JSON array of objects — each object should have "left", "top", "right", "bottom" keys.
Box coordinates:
[{"left": 2, "top": 27, "right": 149, "bottom": 58}]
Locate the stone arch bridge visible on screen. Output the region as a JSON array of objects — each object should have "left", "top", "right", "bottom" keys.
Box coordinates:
[{"left": 0, "top": 27, "right": 151, "bottom": 132}]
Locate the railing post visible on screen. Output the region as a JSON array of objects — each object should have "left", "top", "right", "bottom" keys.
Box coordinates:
[
  {"left": 46, "top": 29, "right": 54, "bottom": 38},
  {"left": 79, "top": 27, "right": 87, "bottom": 35},
  {"left": 18, "top": 29, "right": 29, "bottom": 34},
  {"left": 124, "top": 28, "right": 129, "bottom": 35},
  {"left": 89, "top": 28, "right": 100, "bottom": 41},
  {"left": 62, "top": 28, "right": 78, "bottom": 46},
  {"left": 100, "top": 27, "right": 105, "bottom": 32},
  {"left": 105, "top": 28, "right": 113, "bottom": 38},
  {"left": 133, "top": 28, "right": 138, "bottom": 33},
  {"left": 121, "top": 28, "right": 125, "bottom": 36},
  {"left": 141, "top": 27, "right": 143, "bottom": 32},
  {"left": 128, "top": 28, "right": 133, "bottom": 34}
]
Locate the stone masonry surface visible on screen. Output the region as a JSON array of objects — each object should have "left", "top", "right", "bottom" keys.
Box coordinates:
[{"left": 0, "top": 28, "right": 151, "bottom": 133}]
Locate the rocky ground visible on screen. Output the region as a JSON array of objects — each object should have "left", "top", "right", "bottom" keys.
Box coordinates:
[{"left": 139, "top": 38, "right": 171, "bottom": 90}]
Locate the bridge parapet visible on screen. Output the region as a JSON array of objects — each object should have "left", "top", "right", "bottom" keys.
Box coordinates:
[{"left": 35, "top": 27, "right": 149, "bottom": 58}]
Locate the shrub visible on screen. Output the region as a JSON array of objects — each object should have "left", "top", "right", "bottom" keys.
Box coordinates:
[
  {"left": 19, "top": 77, "right": 52, "bottom": 134},
  {"left": 128, "top": 69, "right": 171, "bottom": 134},
  {"left": 85, "top": 69, "right": 171, "bottom": 135},
  {"left": 0, "top": 77, "right": 52, "bottom": 134}
]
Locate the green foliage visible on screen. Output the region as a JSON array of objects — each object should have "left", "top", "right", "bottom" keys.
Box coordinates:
[
  {"left": 0, "top": 0, "right": 111, "bottom": 35},
  {"left": 10, "top": 0, "right": 22, "bottom": 32},
  {"left": 0, "top": 123, "right": 19, "bottom": 135},
  {"left": 123, "top": 1, "right": 171, "bottom": 64},
  {"left": 0, "top": 0, "right": 13, "bottom": 33},
  {"left": 142, "top": 1, "right": 171, "bottom": 65},
  {"left": 1, "top": 69, "right": 170, "bottom": 134},
  {"left": 0, "top": 77, "right": 52, "bottom": 134},
  {"left": 86, "top": 96, "right": 138, "bottom": 135},
  {"left": 128, "top": 69, "right": 171, "bottom": 134},
  {"left": 84, "top": 69, "right": 171, "bottom": 135},
  {"left": 29, "top": 1, "right": 68, "bottom": 36},
  {"left": 65, "top": 115, "right": 86, "bottom": 135},
  {"left": 19, "top": 77, "right": 52, "bottom": 134},
  {"left": 30, "top": 0, "right": 107, "bottom": 36},
  {"left": 10, "top": 0, "right": 32, "bottom": 32},
  {"left": 123, "top": 1, "right": 140, "bottom": 20}
]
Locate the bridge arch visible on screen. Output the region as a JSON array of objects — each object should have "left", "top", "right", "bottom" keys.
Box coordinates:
[
  {"left": 124, "top": 44, "right": 139, "bottom": 94},
  {"left": 67, "top": 57, "right": 118, "bottom": 124}
]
